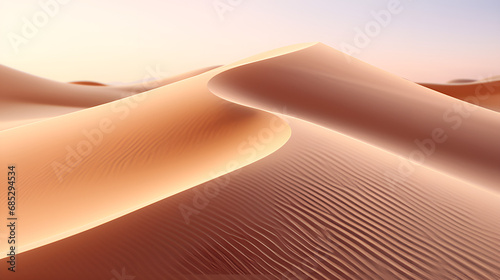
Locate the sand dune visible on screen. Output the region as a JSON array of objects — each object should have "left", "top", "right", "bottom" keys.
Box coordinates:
[
  {"left": 5, "top": 117, "right": 499, "bottom": 280},
  {"left": 420, "top": 80, "right": 500, "bottom": 112},
  {"left": 209, "top": 43, "right": 500, "bottom": 191},
  {"left": 0, "top": 65, "right": 132, "bottom": 107},
  {"left": 480, "top": 75, "right": 500, "bottom": 82},
  {"left": 0, "top": 65, "right": 218, "bottom": 130},
  {"left": 69, "top": 81, "right": 107, "bottom": 86},
  {"left": 446, "top": 79, "right": 477, "bottom": 84},
  {"left": 0, "top": 65, "right": 291, "bottom": 257},
  {"left": 1, "top": 43, "right": 499, "bottom": 279}
]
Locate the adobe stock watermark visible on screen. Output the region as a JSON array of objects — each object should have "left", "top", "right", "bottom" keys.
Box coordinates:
[
  {"left": 51, "top": 64, "right": 168, "bottom": 182},
  {"left": 270, "top": 202, "right": 339, "bottom": 280},
  {"left": 8, "top": 0, "right": 73, "bottom": 54},
  {"left": 179, "top": 107, "right": 289, "bottom": 224},
  {"left": 116, "top": 64, "right": 170, "bottom": 99},
  {"left": 110, "top": 267, "right": 135, "bottom": 280},
  {"left": 340, "top": 0, "right": 411, "bottom": 61},
  {"left": 213, "top": 0, "right": 245, "bottom": 21},
  {"left": 385, "top": 78, "right": 499, "bottom": 189}
]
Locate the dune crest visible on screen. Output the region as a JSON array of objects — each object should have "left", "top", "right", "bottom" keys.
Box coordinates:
[{"left": 209, "top": 43, "right": 500, "bottom": 191}]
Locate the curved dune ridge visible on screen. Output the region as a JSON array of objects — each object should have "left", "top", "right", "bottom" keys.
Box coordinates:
[
  {"left": 1, "top": 43, "right": 500, "bottom": 279},
  {"left": 209, "top": 43, "right": 500, "bottom": 191}
]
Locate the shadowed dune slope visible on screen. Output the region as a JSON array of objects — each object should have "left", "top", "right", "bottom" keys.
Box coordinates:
[
  {"left": 208, "top": 43, "right": 500, "bottom": 191},
  {"left": 4, "top": 117, "right": 500, "bottom": 280}
]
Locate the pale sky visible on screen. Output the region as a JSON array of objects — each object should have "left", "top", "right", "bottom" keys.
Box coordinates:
[{"left": 1, "top": 0, "right": 499, "bottom": 83}]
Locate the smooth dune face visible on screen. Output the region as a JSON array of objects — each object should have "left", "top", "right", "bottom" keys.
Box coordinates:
[
  {"left": 209, "top": 43, "right": 500, "bottom": 191},
  {"left": 1, "top": 43, "right": 499, "bottom": 280}
]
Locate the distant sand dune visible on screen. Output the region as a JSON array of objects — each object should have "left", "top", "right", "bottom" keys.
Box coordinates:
[
  {"left": 480, "top": 75, "right": 500, "bottom": 82},
  {"left": 421, "top": 80, "right": 500, "bottom": 112},
  {"left": 0, "top": 65, "right": 218, "bottom": 130},
  {"left": 446, "top": 79, "right": 477, "bottom": 84},
  {"left": 69, "top": 81, "right": 107, "bottom": 86}
]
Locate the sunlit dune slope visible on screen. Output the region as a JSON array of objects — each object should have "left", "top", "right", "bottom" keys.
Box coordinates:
[{"left": 0, "top": 66, "right": 291, "bottom": 256}]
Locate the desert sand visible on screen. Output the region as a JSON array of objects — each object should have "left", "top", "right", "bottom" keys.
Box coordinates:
[
  {"left": 1, "top": 43, "right": 499, "bottom": 279},
  {"left": 209, "top": 43, "right": 500, "bottom": 191},
  {"left": 0, "top": 65, "right": 218, "bottom": 130},
  {"left": 420, "top": 79, "right": 500, "bottom": 112},
  {"left": 0, "top": 63, "right": 291, "bottom": 257}
]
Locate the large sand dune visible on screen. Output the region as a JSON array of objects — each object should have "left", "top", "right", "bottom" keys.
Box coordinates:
[
  {"left": 209, "top": 43, "right": 500, "bottom": 191},
  {"left": 1, "top": 43, "right": 499, "bottom": 279},
  {"left": 0, "top": 65, "right": 291, "bottom": 256},
  {"left": 4, "top": 117, "right": 499, "bottom": 280}
]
